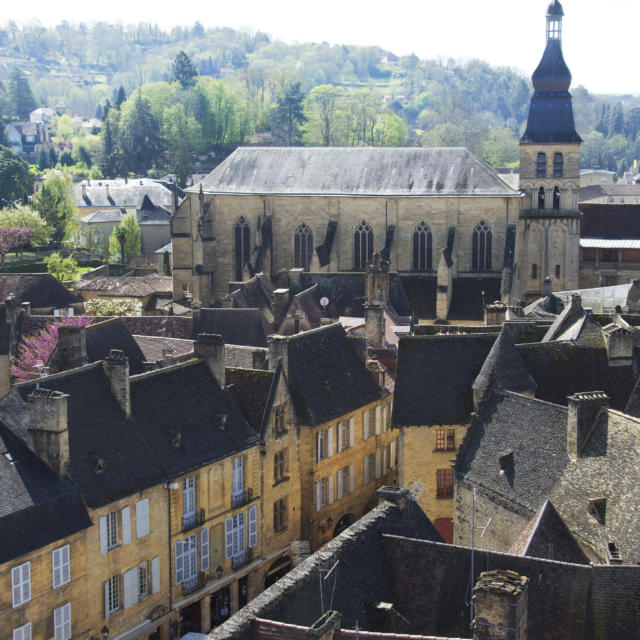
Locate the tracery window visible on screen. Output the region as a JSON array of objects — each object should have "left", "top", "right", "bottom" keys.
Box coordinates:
[
  {"left": 472, "top": 221, "right": 492, "bottom": 271},
  {"left": 234, "top": 216, "right": 251, "bottom": 281},
  {"left": 354, "top": 220, "right": 373, "bottom": 271},
  {"left": 412, "top": 221, "right": 433, "bottom": 271},
  {"left": 294, "top": 223, "right": 313, "bottom": 271}
]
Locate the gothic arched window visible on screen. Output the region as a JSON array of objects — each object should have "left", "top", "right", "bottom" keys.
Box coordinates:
[
  {"left": 532, "top": 263, "right": 538, "bottom": 279},
  {"left": 472, "top": 221, "right": 492, "bottom": 271},
  {"left": 553, "top": 186, "right": 561, "bottom": 210},
  {"left": 555, "top": 264, "right": 561, "bottom": 279},
  {"left": 354, "top": 220, "right": 373, "bottom": 271},
  {"left": 553, "top": 153, "right": 564, "bottom": 177},
  {"left": 537, "top": 153, "right": 547, "bottom": 177},
  {"left": 294, "top": 223, "right": 313, "bottom": 271},
  {"left": 234, "top": 216, "right": 251, "bottom": 281},
  {"left": 538, "top": 187, "right": 546, "bottom": 210},
  {"left": 412, "top": 221, "right": 433, "bottom": 271}
]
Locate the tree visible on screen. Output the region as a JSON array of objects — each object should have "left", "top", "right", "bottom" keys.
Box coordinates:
[
  {"left": 114, "top": 86, "right": 126, "bottom": 109},
  {"left": 172, "top": 51, "right": 199, "bottom": 89},
  {"left": 305, "top": 84, "right": 345, "bottom": 146},
  {"left": 55, "top": 114, "right": 74, "bottom": 140},
  {"left": 84, "top": 297, "right": 142, "bottom": 316},
  {"left": 119, "top": 92, "right": 164, "bottom": 174},
  {"left": 271, "top": 83, "right": 307, "bottom": 146},
  {"left": 0, "top": 205, "right": 51, "bottom": 246},
  {"left": 0, "top": 146, "right": 34, "bottom": 206},
  {"left": 0, "top": 227, "right": 33, "bottom": 270},
  {"left": 162, "top": 103, "right": 200, "bottom": 186},
  {"left": 45, "top": 252, "right": 80, "bottom": 281},
  {"left": 108, "top": 214, "right": 141, "bottom": 264},
  {"left": 8, "top": 68, "right": 35, "bottom": 120},
  {"left": 33, "top": 171, "right": 78, "bottom": 247}
]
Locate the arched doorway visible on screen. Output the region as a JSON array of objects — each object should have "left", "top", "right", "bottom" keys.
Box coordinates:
[
  {"left": 333, "top": 513, "right": 354, "bottom": 538},
  {"left": 264, "top": 555, "right": 292, "bottom": 589}
]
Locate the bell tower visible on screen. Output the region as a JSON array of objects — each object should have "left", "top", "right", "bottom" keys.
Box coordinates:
[{"left": 514, "top": 0, "right": 582, "bottom": 302}]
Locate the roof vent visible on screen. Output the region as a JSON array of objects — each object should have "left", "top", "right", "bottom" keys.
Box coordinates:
[
  {"left": 218, "top": 414, "right": 227, "bottom": 431},
  {"left": 89, "top": 454, "right": 105, "bottom": 473},
  {"left": 588, "top": 497, "right": 606, "bottom": 525},
  {"left": 168, "top": 429, "right": 182, "bottom": 447}
]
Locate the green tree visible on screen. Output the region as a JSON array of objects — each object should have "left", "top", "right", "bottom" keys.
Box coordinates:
[
  {"left": 100, "top": 109, "right": 124, "bottom": 177},
  {"left": 304, "top": 84, "right": 345, "bottom": 146},
  {"left": 172, "top": 51, "right": 199, "bottom": 89},
  {"left": 481, "top": 127, "right": 519, "bottom": 167},
  {"left": 109, "top": 214, "right": 141, "bottom": 263},
  {"left": 0, "top": 205, "right": 51, "bottom": 246},
  {"left": 119, "top": 92, "right": 164, "bottom": 174},
  {"left": 162, "top": 103, "right": 200, "bottom": 187},
  {"left": 8, "top": 68, "right": 35, "bottom": 120},
  {"left": 33, "top": 171, "right": 78, "bottom": 247},
  {"left": 38, "top": 148, "right": 49, "bottom": 170},
  {"left": 55, "top": 114, "right": 74, "bottom": 140},
  {"left": 114, "top": 86, "right": 126, "bottom": 108},
  {"left": 45, "top": 252, "right": 79, "bottom": 281},
  {"left": 0, "top": 146, "right": 34, "bottom": 206},
  {"left": 84, "top": 297, "right": 142, "bottom": 316},
  {"left": 271, "top": 82, "right": 307, "bottom": 145}
]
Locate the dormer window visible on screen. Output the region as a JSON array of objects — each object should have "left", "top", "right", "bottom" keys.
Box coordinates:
[
  {"left": 168, "top": 429, "right": 182, "bottom": 447},
  {"left": 588, "top": 498, "right": 606, "bottom": 525},
  {"left": 89, "top": 454, "right": 105, "bottom": 473}
]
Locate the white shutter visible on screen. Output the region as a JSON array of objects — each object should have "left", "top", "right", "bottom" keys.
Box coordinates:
[
  {"left": 12, "top": 566, "right": 21, "bottom": 607},
  {"left": 336, "top": 471, "right": 342, "bottom": 499},
  {"left": 349, "top": 417, "right": 355, "bottom": 448},
  {"left": 327, "top": 425, "right": 334, "bottom": 457},
  {"left": 328, "top": 473, "right": 334, "bottom": 504},
  {"left": 201, "top": 527, "right": 210, "bottom": 571},
  {"left": 54, "top": 605, "right": 63, "bottom": 640},
  {"left": 13, "top": 623, "right": 31, "bottom": 640},
  {"left": 375, "top": 449, "right": 382, "bottom": 479},
  {"left": 62, "top": 545, "right": 70, "bottom": 585},
  {"left": 383, "top": 404, "right": 388, "bottom": 431},
  {"left": 121, "top": 506, "right": 131, "bottom": 545},
  {"left": 391, "top": 438, "right": 397, "bottom": 468},
  {"left": 62, "top": 603, "right": 71, "bottom": 640},
  {"left": 363, "top": 457, "right": 368, "bottom": 484},
  {"left": 174, "top": 540, "right": 184, "bottom": 584},
  {"left": 225, "top": 517, "right": 234, "bottom": 559},
  {"left": 52, "top": 548, "right": 62, "bottom": 589},
  {"left": 349, "top": 463, "right": 355, "bottom": 493},
  {"left": 315, "top": 481, "right": 322, "bottom": 511},
  {"left": 316, "top": 432, "right": 322, "bottom": 463},
  {"left": 238, "top": 511, "right": 245, "bottom": 552},
  {"left": 151, "top": 556, "right": 161, "bottom": 594},
  {"left": 337, "top": 423, "right": 343, "bottom": 452},
  {"left": 248, "top": 505, "right": 258, "bottom": 548},
  {"left": 375, "top": 406, "right": 382, "bottom": 434},
  {"left": 383, "top": 448, "right": 388, "bottom": 474},
  {"left": 136, "top": 499, "right": 150, "bottom": 538},
  {"left": 123, "top": 568, "right": 137, "bottom": 608},
  {"left": 104, "top": 581, "right": 109, "bottom": 620},
  {"left": 99, "top": 516, "right": 108, "bottom": 554}
]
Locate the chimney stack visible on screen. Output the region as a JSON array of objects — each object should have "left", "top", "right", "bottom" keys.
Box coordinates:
[
  {"left": 27, "top": 388, "right": 70, "bottom": 476},
  {"left": 267, "top": 334, "right": 289, "bottom": 374},
  {"left": 273, "top": 288, "right": 290, "bottom": 328},
  {"left": 542, "top": 275, "right": 553, "bottom": 297},
  {"left": 55, "top": 325, "right": 88, "bottom": 372},
  {"left": 103, "top": 350, "right": 130, "bottom": 417},
  {"left": 366, "top": 250, "right": 390, "bottom": 306},
  {"left": 347, "top": 335, "right": 367, "bottom": 364},
  {"left": 194, "top": 333, "right": 225, "bottom": 387},
  {"left": 306, "top": 611, "right": 342, "bottom": 640},
  {"left": 567, "top": 391, "right": 608, "bottom": 459},
  {"left": 364, "top": 305, "right": 385, "bottom": 347}
]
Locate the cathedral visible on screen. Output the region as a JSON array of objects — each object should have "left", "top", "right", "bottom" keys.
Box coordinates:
[{"left": 172, "top": 0, "right": 581, "bottom": 316}]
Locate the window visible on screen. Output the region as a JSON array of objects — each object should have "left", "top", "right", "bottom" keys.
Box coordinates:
[
  {"left": 536, "top": 152, "right": 547, "bottom": 177},
  {"left": 354, "top": 220, "right": 373, "bottom": 271},
  {"left": 436, "top": 469, "right": 454, "bottom": 498},
  {"left": 105, "top": 575, "right": 120, "bottom": 617},
  {"left": 234, "top": 216, "right": 251, "bottom": 281},
  {"left": 435, "top": 429, "right": 456, "bottom": 451},
  {"left": 52, "top": 545, "right": 70, "bottom": 589},
  {"left": 13, "top": 623, "right": 31, "bottom": 640},
  {"left": 274, "top": 498, "right": 288, "bottom": 532},
  {"left": 53, "top": 603, "right": 71, "bottom": 640},
  {"left": 383, "top": 404, "right": 389, "bottom": 431},
  {"left": 547, "top": 16, "right": 561, "bottom": 39},
  {"left": 317, "top": 429, "right": 326, "bottom": 462},
  {"left": 472, "top": 221, "right": 492, "bottom": 271},
  {"left": 553, "top": 152, "right": 564, "bottom": 177},
  {"left": 248, "top": 505, "right": 258, "bottom": 548},
  {"left": 412, "top": 221, "right": 433, "bottom": 271},
  {"left": 274, "top": 404, "right": 286, "bottom": 436},
  {"left": 446, "top": 429, "right": 455, "bottom": 451},
  {"left": 337, "top": 466, "right": 349, "bottom": 499},
  {"left": 138, "top": 562, "right": 149, "bottom": 599},
  {"left": 294, "top": 223, "right": 313, "bottom": 270},
  {"left": 106, "top": 511, "right": 119, "bottom": 549},
  {"left": 174, "top": 535, "right": 198, "bottom": 586},
  {"left": 136, "top": 499, "right": 150, "bottom": 538},
  {"left": 555, "top": 264, "right": 561, "bottom": 279},
  {"left": 375, "top": 405, "right": 382, "bottom": 435},
  {"left": 315, "top": 478, "right": 327, "bottom": 511},
  {"left": 363, "top": 453, "right": 375, "bottom": 484},
  {"left": 390, "top": 439, "right": 397, "bottom": 468},
  {"left": 12, "top": 561, "right": 30, "bottom": 607},
  {"left": 224, "top": 513, "right": 245, "bottom": 560},
  {"left": 531, "top": 263, "right": 538, "bottom": 279},
  {"left": 538, "top": 186, "right": 545, "bottom": 210},
  {"left": 200, "top": 528, "right": 210, "bottom": 572},
  {"left": 362, "top": 410, "right": 373, "bottom": 440},
  {"left": 232, "top": 457, "right": 244, "bottom": 507},
  {"left": 338, "top": 420, "right": 348, "bottom": 452},
  {"left": 183, "top": 476, "right": 196, "bottom": 528},
  {"left": 274, "top": 449, "right": 288, "bottom": 483},
  {"left": 553, "top": 186, "right": 560, "bottom": 210}
]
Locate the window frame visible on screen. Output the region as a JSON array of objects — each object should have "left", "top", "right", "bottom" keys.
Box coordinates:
[
  {"left": 412, "top": 221, "right": 433, "bottom": 271},
  {"left": 354, "top": 220, "right": 374, "bottom": 271},
  {"left": 105, "top": 575, "right": 120, "bottom": 616},
  {"left": 273, "top": 498, "right": 288, "bottom": 532},
  {"left": 553, "top": 152, "right": 564, "bottom": 177},
  {"left": 13, "top": 622, "right": 31, "bottom": 640},
  {"left": 138, "top": 562, "right": 149, "bottom": 600},
  {"left": 52, "top": 544, "right": 71, "bottom": 589},
  {"left": 536, "top": 152, "right": 547, "bottom": 177},
  {"left": 11, "top": 561, "right": 31, "bottom": 608},
  {"left": 294, "top": 222, "right": 313, "bottom": 271},
  {"left": 234, "top": 216, "right": 251, "bottom": 281},
  {"left": 274, "top": 404, "right": 286, "bottom": 436},
  {"left": 106, "top": 511, "right": 119, "bottom": 550},
  {"left": 274, "top": 449, "right": 288, "bottom": 483},
  {"left": 472, "top": 221, "right": 492, "bottom": 271},
  {"left": 53, "top": 602, "right": 71, "bottom": 640},
  {"left": 436, "top": 468, "right": 454, "bottom": 499}
]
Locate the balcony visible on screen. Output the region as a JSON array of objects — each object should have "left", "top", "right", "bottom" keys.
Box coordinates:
[
  {"left": 182, "top": 571, "right": 208, "bottom": 596},
  {"left": 582, "top": 260, "right": 640, "bottom": 272},
  {"left": 231, "top": 488, "right": 253, "bottom": 509},
  {"left": 182, "top": 508, "right": 205, "bottom": 532},
  {"left": 232, "top": 548, "right": 253, "bottom": 571}
]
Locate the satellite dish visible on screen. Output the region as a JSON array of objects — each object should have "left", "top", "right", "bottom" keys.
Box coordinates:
[{"left": 320, "top": 296, "right": 329, "bottom": 308}]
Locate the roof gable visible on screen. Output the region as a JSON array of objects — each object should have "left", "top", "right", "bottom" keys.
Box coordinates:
[{"left": 194, "top": 308, "right": 273, "bottom": 347}]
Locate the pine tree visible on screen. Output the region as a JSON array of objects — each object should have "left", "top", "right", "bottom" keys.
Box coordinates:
[
  {"left": 120, "top": 92, "right": 164, "bottom": 174},
  {"left": 271, "top": 83, "right": 307, "bottom": 146},
  {"left": 8, "top": 68, "right": 36, "bottom": 120},
  {"left": 115, "top": 86, "right": 126, "bottom": 109},
  {"left": 171, "top": 51, "right": 199, "bottom": 89}
]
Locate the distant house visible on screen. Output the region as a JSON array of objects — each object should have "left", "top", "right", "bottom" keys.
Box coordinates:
[
  {"left": 29, "top": 107, "right": 56, "bottom": 124},
  {"left": 3, "top": 121, "right": 50, "bottom": 159}
]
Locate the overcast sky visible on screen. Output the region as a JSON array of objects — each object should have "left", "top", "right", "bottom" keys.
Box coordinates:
[{"left": 5, "top": 0, "right": 636, "bottom": 95}]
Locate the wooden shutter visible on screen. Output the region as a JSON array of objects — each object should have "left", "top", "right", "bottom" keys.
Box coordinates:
[
  {"left": 315, "top": 480, "right": 322, "bottom": 511},
  {"left": 123, "top": 567, "right": 137, "bottom": 608},
  {"left": 328, "top": 474, "right": 334, "bottom": 504},
  {"left": 104, "top": 581, "right": 109, "bottom": 620},
  {"left": 225, "top": 517, "right": 234, "bottom": 559},
  {"left": 327, "top": 426, "right": 333, "bottom": 457},
  {"left": 151, "top": 556, "right": 161, "bottom": 594},
  {"left": 363, "top": 456, "right": 368, "bottom": 484},
  {"left": 99, "top": 516, "right": 108, "bottom": 554},
  {"left": 316, "top": 431, "right": 323, "bottom": 463},
  {"left": 383, "top": 447, "right": 388, "bottom": 474},
  {"left": 375, "top": 449, "right": 382, "bottom": 479},
  {"left": 121, "top": 506, "right": 131, "bottom": 545},
  {"left": 52, "top": 548, "right": 62, "bottom": 589},
  {"left": 349, "top": 464, "right": 355, "bottom": 493},
  {"left": 375, "top": 406, "right": 382, "bottom": 434},
  {"left": 248, "top": 505, "right": 258, "bottom": 548},
  {"left": 349, "top": 418, "right": 355, "bottom": 448},
  {"left": 391, "top": 439, "right": 397, "bottom": 468},
  {"left": 136, "top": 499, "right": 150, "bottom": 538},
  {"left": 201, "top": 527, "right": 210, "bottom": 571},
  {"left": 174, "top": 540, "right": 184, "bottom": 584},
  {"left": 337, "top": 423, "right": 343, "bottom": 452}
]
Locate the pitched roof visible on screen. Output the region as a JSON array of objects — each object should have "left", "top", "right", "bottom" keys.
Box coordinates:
[
  {"left": 392, "top": 334, "right": 496, "bottom": 427},
  {"left": 192, "top": 147, "right": 520, "bottom": 197},
  {"left": 81, "top": 209, "right": 126, "bottom": 223},
  {"left": 0, "top": 421, "right": 92, "bottom": 563},
  {"left": 624, "top": 377, "right": 640, "bottom": 418},
  {"left": 75, "top": 274, "right": 172, "bottom": 297},
  {"left": 225, "top": 275, "right": 275, "bottom": 313},
  {"left": 542, "top": 295, "right": 586, "bottom": 341},
  {"left": 130, "top": 361, "right": 259, "bottom": 477},
  {"left": 133, "top": 335, "right": 194, "bottom": 365},
  {"left": 580, "top": 203, "right": 640, "bottom": 238},
  {"left": 84, "top": 319, "right": 147, "bottom": 374},
  {"left": 0, "top": 274, "right": 82, "bottom": 309},
  {"left": 580, "top": 186, "right": 640, "bottom": 204},
  {"left": 284, "top": 323, "right": 384, "bottom": 426},
  {"left": 193, "top": 308, "right": 273, "bottom": 347},
  {"left": 74, "top": 178, "right": 184, "bottom": 209},
  {"left": 226, "top": 367, "right": 276, "bottom": 435}
]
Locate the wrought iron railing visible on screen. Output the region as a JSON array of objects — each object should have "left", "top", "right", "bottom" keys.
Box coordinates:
[
  {"left": 231, "top": 488, "right": 253, "bottom": 509},
  {"left": 232, "top": 548, "right": 253, "bottom": 570},
  {"left": 182, "top": 508, "right": 205, "bottom": 532}
]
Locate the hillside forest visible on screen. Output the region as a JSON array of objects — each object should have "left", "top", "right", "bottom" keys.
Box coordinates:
[{"left": 1, "top": 20, "right": 639, "bottom": 186}]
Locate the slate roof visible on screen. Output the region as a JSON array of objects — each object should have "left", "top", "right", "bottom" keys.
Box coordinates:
[
  {"left": 0, "top": 421, "right": 92, "bottom": 563},
  {"left": 542, "top": 295, "right": 586, "bottom": 342},
  {"left": 130, "top": 361, "right": 258, "bottom": 477},
  {"left": 137, "top": 195, "right": 171, "bottom": 224},
  {"left": 624, "top": 377, "right": 640, "bottom": 419},
  {"left": 84, "top": 319, "right": 147, "bottom": 374},
  {"left": 192, "top": 147, "right": 520, "bottom": 197},
  {"left": 0, "top": 274, "right": 82, "bottom": 309},
  {"left": 580, "top": 203, "right": 640, "bottom": 239},
  {"left": 1, "top": 364, "right": 165, "bottom": 508},
  {"left": 133, "top": 335, "right": 194, "bottom": 365},
  {"left": 580, "top": 186, "right": 640, "bottom": 204},
  {"left": 81, "top": 209, "right": 126, "bottom": 223},
  {"left": 74, "top": 178, "right": 184, "bottom": 209},
  {"left": 283, "top": 323, "right": 384, "bottom": 426},
  {"left": 75, "top": 274, "right": 172, "bottom": 298},
  {"left": 193, "top": 308, "right": 273, "bottom": 347},
  {"left": 224, "top": 275, "right": 274, "bottom": 313},
  {"left": 226, "top": 367, "right": 276, "bottom": 435},
  {"left": 449, "top": 277, "right": 501, "bottom": 320},
  {"left": 392, "top": 334, "right": 496, "bottom": 427}
]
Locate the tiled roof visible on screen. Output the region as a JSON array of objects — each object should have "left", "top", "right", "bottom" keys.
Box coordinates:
[
  {"left": 0, "top": 274, "right": 82, "bottom": 308},
  {"left": 226, "top": 367, "right": 276, "bottom": 434},
  {"left": 193, "top": 308, "right": 273, "bottom": 347},
  {"left": 133, "top": 335, "right": 194, "bottom": 365}
]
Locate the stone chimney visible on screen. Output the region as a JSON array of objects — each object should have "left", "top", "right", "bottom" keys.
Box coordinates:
[
  {"left": 21, "top": 301, "right": 31, "bottom": 316},
  {"left": 347, "top": 335, "right": 367, "bottom": 364},
  {"left": 103, "top": 350, "right": 130, "bottom": 417},
  {"left": 273, "top": 288, "right": 290, "bottom": 328},
  {"left": 105, "top": 183, "right": 110, "bottom": 199},
  {"left": 306, "top": 611, "right": 342, "bottom": 640},
  {"left": 567, "top": 391, "right": 609, "bottom": 459},
  {"left": 55, "top": 325, "right": 88, "bottom": 371},
  {"left": 27, "top": 388, "right": 70, "bottom": 476},
  {"left": 364, "top": 305, "right": 385, "bottom": 348},
  {"left": 81, "top": 183, "right": 87, "bottom": 199},
  {"left": 627, "top": 279, "right": 640, "bottom": 313},
  {"left": 542, "top": 275, "right": 553, "bottom": 297},
  {"left": 194, "top": 333, "right": 225, "bottom": 387},
  {"left": 366, "top": 250, "right": 389, "bottom": 306},
  {"left": 4, "top": 295, "right": 17, "bottom": 326},
  {"left": 473, "top": 570, "right": 528, "bottom": 640},
  {"left": 267, "top": 334, "right": 289, "bottom": 375},
  {"left": 376, "top": 486, "right": 409, "bottom": 510}
]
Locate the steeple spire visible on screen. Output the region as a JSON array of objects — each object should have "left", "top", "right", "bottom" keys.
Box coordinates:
[{"left": 546, "top": 1, "right": 564, "bottom": 41}]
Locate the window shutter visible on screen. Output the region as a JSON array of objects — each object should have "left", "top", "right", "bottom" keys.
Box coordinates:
[
  {"left": 328, "top": 474, "right": 334, "bottom": 504},
  {"left": 54, "top": 606, "right": 62, "bottom": 640},
  {"left": 327, "top": 426, "right": 333, "bottom": 457},
  {"left": 136, "top": 499, "right": 150, "bottom": 538},
  {"left": 104, "top": 580, "right": 110, "bottom": 620},
  {"left": 238, "top": 511, "right": 245, "bottom": 550},
  {"left": 337, "top": 424, "right": 343, "bottom": 452},
  {"left": 99, "top": 516, "right": 108, "bottom": 554},
  {"left": 336, "top": 471, "right": 342, "bottom": 500},
  {"left": 151, "top": 556, "right": 161, "bottom": 594},
  {"left": 391, "top": 439, "right": 397, "bottom": 468},
  {"left": 349, "top": 464, "right": 355, "bottom": 493},
  {"left": 13, "top": 623, "right": 32, "bottom": 640},
  {"left": 12, "top": 566, "right": 21, "bottom": 607},
  {"left": 121, "top": 506, "right": 131, "bottom": 545},
  {"left": 62, "top": 545, "right": 70, "bottom": 585},
  {"left": 315, "top": 481, "right": 322, "bottom": 511},
  {"left": 174, "top": 540, "right": 184, "bottom": 584},
  {"left": 316, "top": 432, "right": 322, "bottom": 463},
  {"left": 16, "top": 562, "right": 31, "bottom": 605},
  {"left": 383, "top": 405, "right": 388, "bottom": 431},
  {"left": 383, "top": 448, "right": 388, "bottom": 474},
  {"left": 63, "top": 603, "right": 71, "bottom": 639},
  {"left": 123, "top": 568, "right": 137, "bottom": 608},
  {"left": 201, "top": 528, "right": 210, "bottom": 571},
  {"left": 349, "top": 418, "right": 355, "bottom": 448},
  {"left": 363, "top": 457, "right": 368, "bottom": 484},
  {"left": 225, "top": 517, "right": 234, "bottom": 559},
  {"left": 375, "top": 449, "right": 382, "bottom": 479},
  {"left": 52, "top": 548, "right": 62, "bottom": 589},
  {"left": 248, "top": 505, "right": 258, "bottom": 548},
  {"left": 375, "top": 406, "right": 381, "bottom": 434}
]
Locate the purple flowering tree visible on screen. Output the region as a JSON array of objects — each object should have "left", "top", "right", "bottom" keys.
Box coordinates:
[{"left": 0, "top": 227, "right": 34, "bottom": 271}]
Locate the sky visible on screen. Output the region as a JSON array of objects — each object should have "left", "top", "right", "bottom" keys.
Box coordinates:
[{"left": 4, "top": 0, "right": 637, "bottom": 95}]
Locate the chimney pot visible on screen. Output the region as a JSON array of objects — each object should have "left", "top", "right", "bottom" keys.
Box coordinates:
[{"left": 567, "top": 391, "right": 608, "bottom": 459}]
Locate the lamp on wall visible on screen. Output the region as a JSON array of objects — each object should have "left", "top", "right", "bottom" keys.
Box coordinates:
[
  {"left": 216, "top": 565, "right": 223, "bottom": 578},
  {"left": 327, "top": 516, "right": 334, "bottom": 527},
  {"left": 101, "top": 626, "right": 109, "bottom": 640}
]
